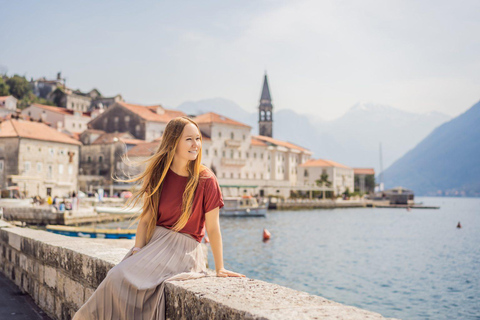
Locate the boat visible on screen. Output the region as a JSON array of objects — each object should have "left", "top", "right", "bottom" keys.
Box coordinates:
[
  {"left": 220, "top": 196, "right": 267, "bottom": 217},
  {"left": 94, "top": 206, "right": 142, "bottom": 215},
  {"left": 46, "top": 225, "right": 136, "bottom": 239}
]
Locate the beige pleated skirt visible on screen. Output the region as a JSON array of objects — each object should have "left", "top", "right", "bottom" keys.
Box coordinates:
[{"left": 73, "top": 226, "right": 208, "bottom": 320}]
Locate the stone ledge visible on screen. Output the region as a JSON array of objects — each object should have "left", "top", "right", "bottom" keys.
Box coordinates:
[{"left": 0, "top": 220, "right": 399, "bottom": 320}]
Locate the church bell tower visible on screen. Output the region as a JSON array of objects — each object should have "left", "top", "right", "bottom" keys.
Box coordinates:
[{"left": 258, "top": 73, "right": 273, "bottom": 137}]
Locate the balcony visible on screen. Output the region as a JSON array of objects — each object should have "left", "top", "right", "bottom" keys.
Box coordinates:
[
  {"left": 221, "top": 158, "right": 247, "bottom": 166},
  {"left": 224, "top": 139, "right": 242, "bottom": 148}
]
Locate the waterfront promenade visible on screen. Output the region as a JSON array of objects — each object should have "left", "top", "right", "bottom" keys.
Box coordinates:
[{"left": 0, "top": 218, "right": 398, "bottom": 320}]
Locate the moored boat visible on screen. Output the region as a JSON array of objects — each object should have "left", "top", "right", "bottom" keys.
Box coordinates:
[
  {"left": 220, "top": 196, "right": 267, "bottom": 217},
  {"left": 46, "top": 225, "right": 136, "bottom": 239}
]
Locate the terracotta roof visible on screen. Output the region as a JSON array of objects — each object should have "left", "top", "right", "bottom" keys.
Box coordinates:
[
  {"left": 193, "top": 112, "right": 251, "bottom": 128},
  {"left": 354, "top": 168, "right": 375, "bottom": 175},
  {"left": 117, "top": 101, "right": 186, "bottom": 123},
  {"left": 252, "top": 135, "right": 309, "bottom": 152},
  {"left": 251, "top": 137, "right": 267, "bottom": 146},
  {"left": 30, "top": 103, "right": 90, "bottom": 118},
  {"left": 0, "top": 119, "right": 81, "bottom": 145},
  {"left": 91, "top": 132, "right": 134, "bottom": 145},
  {"left": 121, "top": 138, "right": 147, "bottom": 145},
  {"left": 299, "top": 159, "right": 351, "bottom": 169},
  {"left": 127, "top": 141, "right": 159, "bottom": 157},
  {"left": 83, "top": 128, "right": 106, "bottom": 134}
]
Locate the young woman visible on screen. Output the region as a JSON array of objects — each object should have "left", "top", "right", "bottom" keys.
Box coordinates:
[{"left": 74, "top": 116, "right": 245, "bottom": 320}]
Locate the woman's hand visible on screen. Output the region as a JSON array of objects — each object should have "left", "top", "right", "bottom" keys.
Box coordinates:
[{"left": 216, "top": 268, "right": 246, "bottom": 278}]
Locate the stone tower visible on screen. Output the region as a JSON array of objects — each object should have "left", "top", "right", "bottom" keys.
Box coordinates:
[{"left": 258, "top": 74, "right": 273, "bottom": 137}]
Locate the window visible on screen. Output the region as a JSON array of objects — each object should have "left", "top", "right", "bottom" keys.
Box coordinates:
[
  {"left": 205, "top": 149, "right": 209, "bottom": 156},
  {"left": 230, "top": 150, "right": 234, "bottom": 158},
  {"left": 219, "top": 131, "right": 222, "bottom": 138},
  {"left": 254, "top": 173, "right": 256, "bottom": 179},
  {"left": 88, "top": 156, "right": 91, "bottom": 163},
  {"left": 73, "top": 123, "right": 76, "bottom": 129},
  {"left": 243, "top": 134, "right": 245, "bottom": 140},
  {"left": 254, "top": 153, "right": 257, "bottom": 159},
  {"left": 125, "top": 115, "right": 130, "bottom": 122},
  {"left": 261, "top": 173, "right": 263, "bottom": 179},
  {"left": 222, "top": 172, "right": 225, "bottom": 178},
  {"left": 304, "top": 170, "right": 309, "bottom": 177},
  {"left": 59, "top": 164, "right": 64, "bottom": 174},
  {"left": 24, "top": 161, "right": 31, "bottom": 172},
  {"left": 37, "top": 162, "right": 42, "bottom": 172},
  {"left": 238, "top": 173, "right": 241, "bottom": 178},
  {"left": 230, "top": 173, "right": 233, "bottom": 178},
  {"left": 222, "top": 150, "right": 225, "bottom": 157},
  {"left": 49, "top": 148, "right": 54, "bottom": 157},
  {"left": 214, "top": 149, "right": 217, "bottom": 156},
  {"left": 230, "top": 132, "right": 234, "bottom": 139},
  {"left": 0, "top": 160, "right": 3, "bottom": 172},
  {"left": 47, "top": 165, "right": 53, "bottom": 178},
  {"left": 68, "top": 164, "right": 73, "bottom": 175},
  {"left": 246, "top": 152, "right": 249, "bottom": 158},
  {"left": 261, "top": 153, "right": 264, "bottom": 159},
  {"left": 99, "top": 156, "right": 103, "bottom": 163}
]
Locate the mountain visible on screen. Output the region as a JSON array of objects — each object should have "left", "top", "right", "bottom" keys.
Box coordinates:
[
  {"left": 176, "top": 99, "right": 450, "bottom": 174},
  {"left": 314, "top": 102, "right": 451, "bottom": 172},
  {"left": 382, "top": 100, "right": 480, "bottom": 196}
]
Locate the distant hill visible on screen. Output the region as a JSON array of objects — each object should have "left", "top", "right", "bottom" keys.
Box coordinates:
[
  {"left": 382, "top": 100, "right": 480, "bottom": 196},
  {"left": 176, "top": 99, "right": 450, "bottom": 174}
]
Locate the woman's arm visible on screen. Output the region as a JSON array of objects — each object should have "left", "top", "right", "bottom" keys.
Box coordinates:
[
  {"left": 132, "top": 213, "right": 149, "bottom": 254},
  {"left": 205, "top": 207, "right": 245, "bottom": 278}
]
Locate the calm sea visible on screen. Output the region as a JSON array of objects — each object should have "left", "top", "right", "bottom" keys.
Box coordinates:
[{"left": 98, "top": 197, "right": 480, "bottom": 320}]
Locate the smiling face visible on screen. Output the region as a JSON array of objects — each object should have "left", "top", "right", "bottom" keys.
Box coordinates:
[{"left": 174, "top": 123, "right": 202, "bottom": 163}]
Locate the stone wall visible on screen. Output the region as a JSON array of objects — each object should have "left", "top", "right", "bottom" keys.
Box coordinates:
[
  {"left": 2, "top": 207, "right": 65, "bottom": 225},
  {"left": 0, "top": 220, "right": 398, "bottom": 320}
]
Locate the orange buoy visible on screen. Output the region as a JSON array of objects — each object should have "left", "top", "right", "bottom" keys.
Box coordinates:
[
  {"left": 204, "top": 235, "right": 210, "bottom": 243},
  {"left": 263, "top": 228, "right": 271, "bottom": 241},
  {"left": 457, "top": 222, "right": 462, "bottom": 229}
]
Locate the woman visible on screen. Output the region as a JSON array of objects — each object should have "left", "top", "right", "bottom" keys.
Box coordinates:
[{"left": 74, "top": 116, "right": 245, "bottom": 320}]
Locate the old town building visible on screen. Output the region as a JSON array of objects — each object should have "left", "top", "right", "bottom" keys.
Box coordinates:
[{"left": 0, "top": 119, "right": 80, "bottom": 197}]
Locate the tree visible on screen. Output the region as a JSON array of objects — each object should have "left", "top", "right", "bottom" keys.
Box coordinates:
[
  {"left": 315, "top": 172, "right": 331, "bottom": 199},
  {"left": 0, "top": 77, "right": 10, "bottom": 96},
  {"left": 6, "top": 75, "right": 30, "bottom": 100}
]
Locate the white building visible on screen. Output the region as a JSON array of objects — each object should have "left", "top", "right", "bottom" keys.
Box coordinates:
[
  {"left": 0, "top": 96, "right": 18, "bottom": 117},
  {"left": 22, "top": 103, "right": 91, "bottom": 134},
  {"left": 194, "top": 112, "right": 312, "bottom": 198},
  {"left": 298, "top": 159, "right": 354, "bottom": 196}
]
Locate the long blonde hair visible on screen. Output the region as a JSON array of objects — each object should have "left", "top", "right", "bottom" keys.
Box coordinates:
[{"left": 123, "top": 116, "right": 204, "bottom": 243}]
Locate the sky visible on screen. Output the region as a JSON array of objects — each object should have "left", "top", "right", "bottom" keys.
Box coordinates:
[{"left": 1, "top": 0, "right": 480, "bottom": 120}]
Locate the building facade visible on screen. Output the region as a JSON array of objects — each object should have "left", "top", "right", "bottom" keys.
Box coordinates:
[
  {"left": 298, "top": 159, "right": 354, "bottom": 196},
  {"left": 0, "top": 119, "right": 80, "bottom": 197},
  {"left": 22, "top": 104, "right": 91, "bottom": 133},
  {"left": 87, "top": 102, "right": 186, "bottom": 141}
]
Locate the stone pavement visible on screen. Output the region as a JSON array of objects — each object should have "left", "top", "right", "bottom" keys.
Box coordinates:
[{"left": 0, "top": 271, "right": 51, "bottom": 320}]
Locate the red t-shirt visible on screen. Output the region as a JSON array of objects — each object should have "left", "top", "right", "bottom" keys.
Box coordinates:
[{"left": 156, "top": 167, "right": 224, "bottom": 242}]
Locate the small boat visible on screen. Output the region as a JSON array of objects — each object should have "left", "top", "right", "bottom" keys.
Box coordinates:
[
  {"left": 46, "top": 225, "right": 136, "bottom": 239},
  {"left": 95, "top": 206, "right": 142, "bottom": 215},
  {"left": 220, "top": 196, "right": 267, "bottom": 217}
]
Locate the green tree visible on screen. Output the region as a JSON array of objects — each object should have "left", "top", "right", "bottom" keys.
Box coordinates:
[
  {"left": 0, "top": 77, "right": 10, "bottom": 96},
  {"left": 315, "top": 172, "right": 331, "bottom": 199},
  {"left": 6, "top": 75, "right": 30, "bottom": 100}
]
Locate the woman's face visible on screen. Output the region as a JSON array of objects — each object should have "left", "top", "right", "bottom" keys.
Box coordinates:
[{"left": 174, "top": 123, "right": 202, "bottom": 162}]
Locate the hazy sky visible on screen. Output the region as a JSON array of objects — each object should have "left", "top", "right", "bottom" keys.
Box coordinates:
[{"left": 2, "top": 0, "right": 479, "bottom": 120}]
